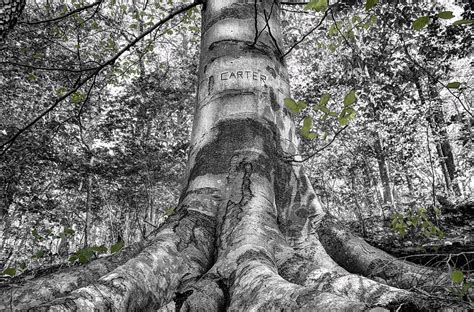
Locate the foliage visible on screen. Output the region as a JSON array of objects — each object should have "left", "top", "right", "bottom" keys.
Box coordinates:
[{"left": 390, "top": 208, "right": 444, "bottom": 239}]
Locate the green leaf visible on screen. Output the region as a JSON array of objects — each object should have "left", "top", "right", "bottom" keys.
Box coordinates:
[
  {"left": 1, "top": 267, "right": 16, "bottom": 277},
  {"left": 452, "top": 19, "right": 474, "bottom": 26},
  {"left": 284, "top": 98, "right": 306, "bottom": 113},
  {"left": 328, "top": 23, "right": 340, "bottom": 36},
  {"left": 91, "top": 245, "right": 108, "bottom": 254},
  {"left": 302, "top": 131, "right": 318, "bottom": 140},
  {"left": 328, "top": 43, "right": 337, "bottom": 52},
  {"left": 412, "top": 16, "right": 430, "bottom": 30},
  {"left": 110, "top": 240, "right": 124, "bottom": 254},
  {"left": 447, "top": 81, "right": 461, "bottom": 89},
  {"left": 32, "top": 229, "right": 43, "bottom": 241},
  {"left": 63, "top": 228, "right": 75, "bottom": 237},
  {"left": 32, "top": 250, "right": 45, "bottom": 259},
  {"left": 343, "top": 90, "right": 357, "bottom": 106},
  {"left": 365, "top": 0, "right": 379, "bottom": 11},
  {"left": 71, "top": 91, "right": 85, "bottom": 104},
  {"left": 27, "top": 73, "right": 37, "bottom": 82},
  {"left": 305, "top": 0, "right": 328, "bottom": 12},
  {"left": 302, "top": 116, "right": 313, "bottom": 132},
  {"left": 437, "top": 11, "right": 454, "bottom": 19},
  {"left": 164, "top": 207, "right": 176, "bottom": 216},
  {"left": 352, "top": 15, "right": 361, "bottom": 23},
  {"left": 451, "top": 270, "right": 464, "bottom": 284},
  {"left": 69, "top": 255, "right": 78, "bottom": 263},
  {"left": 320, "top": 93, "right": 330, "bottom": 107}
]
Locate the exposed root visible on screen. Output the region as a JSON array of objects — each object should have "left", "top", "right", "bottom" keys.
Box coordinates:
[
  {"left": 177, "top": 274, "right": 226, "bottom": 311},
  {"left": 28, "top": 209, "right": 217, "bottom": 311},
  {"left": 0, "top": 240, "right": 145, "bottom": 311},
  {"left": 316, "top": 214, "right": 450, "bottom": 290}
]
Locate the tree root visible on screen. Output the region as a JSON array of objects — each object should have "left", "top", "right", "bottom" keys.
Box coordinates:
[
  {"left": 316, "top": 214, "right": 450, "bottom": 290},
  {"left": 26, "top": 209, "right": 217, "bottom": 311},
  {"left": 0, "top": 241, "right": 145, "bottom": 311}
]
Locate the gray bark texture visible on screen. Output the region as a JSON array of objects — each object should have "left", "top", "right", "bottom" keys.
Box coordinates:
[{"left": 0, "top": 1, "right": 462, "bottom": 311}]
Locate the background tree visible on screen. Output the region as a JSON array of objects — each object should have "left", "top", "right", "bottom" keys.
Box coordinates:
[{"left": 0, "top": 0, "right": 472, "bottom": 311}]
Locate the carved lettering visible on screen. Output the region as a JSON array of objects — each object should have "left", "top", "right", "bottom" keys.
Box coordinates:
[{"left": 218, "top": 70, "right": 269, "bottom": 84}]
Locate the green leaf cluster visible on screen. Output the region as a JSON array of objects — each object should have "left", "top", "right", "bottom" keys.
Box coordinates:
[
  {"left": 284, "top": 98, "right": 307, "bottom": 114},
  {"left": 69, "top": 245, "right": 108, "bottom": 264},
  {"left": 305, "top": 0, "right": 328, "bottom": 12},
  {"left": 390, "top": 208, "right": 444, "bottom": 239}
]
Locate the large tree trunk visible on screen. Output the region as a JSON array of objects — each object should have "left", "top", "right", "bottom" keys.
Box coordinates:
[{"left": 0, "top": 1, "right": 454, "bottom": 311}]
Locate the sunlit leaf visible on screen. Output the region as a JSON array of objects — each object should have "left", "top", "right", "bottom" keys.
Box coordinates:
[
  {"left": 111, "top": 240, "right": 124, "bottom": 254},
  {"left": 452, "top": 19, "right": 474, "bottom": 26},
  {"left": 305, "top": 0, "right": 328, "bottom": 12},
  {"left": 412, "top": 16, "right": 430, "bottom": 30},
  {"left": 365, "top": 0, "right": 379, "bottom": 11},
  {"left": 447, "top": 82, "right": 460, "bottom": 89},
  {"left": 343, "top": 90, "right": 357, "bottom": 106},
  {"left": 451, "top": 270, "right": 464, "bottom": 284},
  {"left": 1, "top": 268, "right": 16, "bottom": 277},
  {"left": 437, "top": 11, "right": 454, "bottom": 19}
]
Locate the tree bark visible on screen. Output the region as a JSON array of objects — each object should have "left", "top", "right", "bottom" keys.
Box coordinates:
[
  {"left": 373, "top": 133, "right": 394, "bottom": 207},
  {"left": 0, "top": 1, "right": 457, "bottom": 311}
]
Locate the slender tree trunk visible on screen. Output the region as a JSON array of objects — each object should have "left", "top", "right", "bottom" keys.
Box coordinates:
[
  {"left": 373, "top": 133, "right": 394, "bottom": 207},
  {"left": 0, "top": 1, "right": 454, "bottom": 311},
  {"left": 414, "top": 78, "right": 460, "bottom": 196}
]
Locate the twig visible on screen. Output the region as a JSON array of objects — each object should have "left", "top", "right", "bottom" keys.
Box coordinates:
[
  {"left": 282, "top": 8, "right": 329, "bottom": 58},
  {"left": 20, "top": 0, "right": 103, "bottom": 25},
  {"left": 0, "top": 1, "right": 201, "bottom": 156},
  {"left": 289, "top": 125, "right": 349, "bottom": 163}
]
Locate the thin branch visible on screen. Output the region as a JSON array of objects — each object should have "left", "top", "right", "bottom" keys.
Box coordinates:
[
  {"left": 282, "top": 8, "right": 329, "bottom": 58},
  {"left": 0, "top": 1, "right": 201, "bottom": 156},
  {"left": 0, "top": 61, "right": 98, "bottom": 73},
  {"left": 20, "top": 0, "right": 103, "bottom": 25},
  {"left": 289, "top": 125, "right": 349, "bottom": 163},
  {"left": 281, "top": 1, "right": 309, "bottom": 4},
  {"left": 399, "top": 34, "right": 473, "bottom": 118}
]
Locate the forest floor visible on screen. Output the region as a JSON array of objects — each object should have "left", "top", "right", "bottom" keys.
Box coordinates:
[{"left": 347, "top": 202, "right": 474, "bottom": 271}]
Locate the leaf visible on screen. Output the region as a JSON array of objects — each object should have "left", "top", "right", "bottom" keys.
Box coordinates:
[
  {"left": 343, "top": 90, "right": 357, "bottom": 106},
  {"left": 452, "top": 19, "right": 474, "bottom": 26},
  {"left": 27, "top": 73, "right": 37, "bottom": 82},
  {"left": 302, "top": 116, "right": 313, "bottom": 132},
  {"left": 328, "top": 23, "right": 340, "bottom": 36},
  {"left": 1, "top": 267, "right": 16, "bottom": 277},
  {"left": 164, "top": 207, "right": 176, "bottom": 216},
  {"left": 451, "top": 270, "right": 464, "bottom": 284},
  {"left": 302, "top": 131, "right": 318, "bottom": 140},
  {"left": 71, "top": 91, "right": 85, "bottom": 104},
  {"left": 32, "top": 229, "right": 43, "bottom": 241},
  {"left": 69, "top": 255, "right": 78, "bottom": 263},
  {"left": 365, "top": 0, "right": 379, "bottom": 11},
  {"left": 437, "top": 11, "right": 454, "bottom": 19},
  {"left": 91, "top": 245, "right": 108, "bottom": 254},
  {"left": 284, "top": 98, "right": 306, "bottom": 113},
  {"left": 32, "top": 250, "right": 44, "bottom": 259},
  {"left": 328, "top": 43, "right": 337, "bottom": 52},
  {"left": 110, "top": 240, "right": 124, "bottom": 254},
  {"left": 447, "top": 82, "right": 460, "bottom": 89},
  {"left": 412, "top": 16, "right": 430, "bottom": 30},
  {"left": 63, "top": 228, "right": 75, "bottom": 237},
  {"left": 305, "top": 0, "right": 328, "bottom": 12},
  {"left": 319, "top": 93, "right": 330, "bottom": 107}
]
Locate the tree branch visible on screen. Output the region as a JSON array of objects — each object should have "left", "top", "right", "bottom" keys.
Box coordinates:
[
  {"left": 20, "top": 0, "right": 103, "bottom": 25},
  {"left": 0, "top": 0, "right": 201, "bottom": 156}
]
